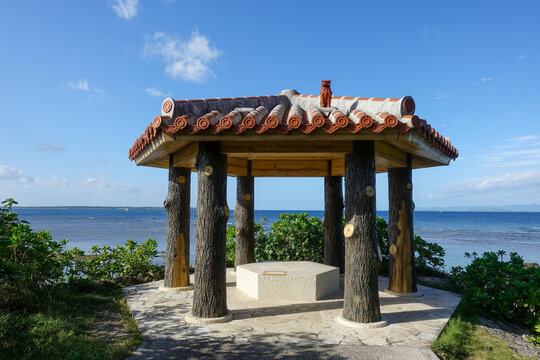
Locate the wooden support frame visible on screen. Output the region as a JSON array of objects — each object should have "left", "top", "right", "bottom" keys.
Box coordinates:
[
  {"left": 191, "top": 141, "right": 230, "bottom": 319},
  {"left": 163, "top": 157, "right": 191, "bottom": 288},
  {"left": 343, "top": 140, "right": 382, "bottom": 323},
  {"left": 387, "top": 153, "right": 417, "bottom": 293},
  {"left": 323, "top": 160, "right": 345, "bottom": 273},
  {"left": 234, "top": 160, "right": 255, "bottom": 269}
]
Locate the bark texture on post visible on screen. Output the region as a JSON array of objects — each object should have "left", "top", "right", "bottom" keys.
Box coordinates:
[
  {"left": 323, "top": 163, "right": 344, "bottom": 273},
  {"left": 343, "top": 140, "right": 381, "bottom": 323},
  {"left": 191, "top": 141, "right": 229, "bottom": 318},
  {"left": 234, "top": 161, "right": 255, "bottom": 269},
  {"left": 388, "top": 153, "right": 417, "bottom": 293},
  {"left": 163, "top": 158, "right": 191, "bottom": 288}
]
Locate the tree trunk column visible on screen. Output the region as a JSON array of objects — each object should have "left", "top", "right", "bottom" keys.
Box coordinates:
[
  {"left": 234, "top": 161, "right": 255, "bottom": 269},
  {"left": 163, "top": 156, "right": 191, "bottom": 288},
  {"left": 189, "top": 141, "right": 231, "bottom": 321},
  {"left": 387, "top": 153, "right": 418, "bottom": 294},
  {"left": 323, "top": 161, "right": 344, "bottom": 273},
  {"left": 341, "top": 141, "right": 382, "bottom": 324}
]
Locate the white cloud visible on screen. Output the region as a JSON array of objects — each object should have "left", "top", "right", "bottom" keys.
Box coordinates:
[
  {"left": 434, "top": 92, "right": 448, "bottom": 100},
  {"left": 474, "top": 135, "right": 540, "bottom": 168},
  {"left": 109, "top": 0, "right": 138, "bottom": 20},
  {"left": 480, "top": 77, "right": 492, "bottom": 82},
  {"left": 0, "top": 165, "right": 140, "bottom": 193},
  {"left": 67, "top": 79, "right": 104, "bottom": 99},
  {"left": 145, "top": 87, "right": 165, "bottom": 97},
  {"left": 494, "top": 134, "right": 540, "bottom": 150},
  {"left": 33, "top": 142, "right": 65, "bottom": 152},
  {"left": 517, "top": 54, "right": 527, "bottom": 60},
  {"left": 507, "top": 135, "right": 539, "bottom": 143},
  {"left": 143, "top": 31, "right": 221, "bottom": 83},
  {"left": 428, "top": 169, "right": 540, "bottom": 199},
  {"left": 68, "top": 79, "right": 89, "bottom": 91},
  {"left": 0, "top": 165, "right": 33, "bottom": 184}
]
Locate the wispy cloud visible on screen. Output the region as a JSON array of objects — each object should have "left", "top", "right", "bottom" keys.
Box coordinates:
[
  {"left": 67, "top": 79, "right": 104, "bottom": 99},
  {"left": 421, "top": 26, "right": 441, "bottom": 37},
  {"left": 0, "top": 164, "right": 140, "bottom": 193},
  {"left": 143, "top": 31, "right": 221, "bottom": 83},
  {"left": 109, "top": 0, "right": 138, "bottom": 20},
  {"left": 68, "top": 79, "right": 89, "bottom": 91},
  {"left": 90, "top": 157, "right": 109, "bottom": 164},
  {"left": 427, "top": 169, "right": 540, "bottom": 199},
  {"left": 0, "top": 165, "right": 33, "bottom": 184},
  {"left": 477, "top": 134, "right": 540, "bottom": 168},
  {"left": 145, "top": 87, "right": 165, "bottom": 97},
  {"left": 494, "top": 135, "right": 540, "bottom": 150},
  {"left": 480, "top": 77, "right": 492, "bottom": 82},
  {"left": 517, "top": 54, "right": 527, "bottom": 60},
  {"left": 33, "top": 142, "right": 65, "bottom": 152},
  {"left": 434, "top": 92, "right": 448, "bottom": 100}
]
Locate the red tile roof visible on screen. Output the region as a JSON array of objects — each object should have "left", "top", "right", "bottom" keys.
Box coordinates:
[{"left": 128, "top": 90, "right": 458, "bottom": 161}]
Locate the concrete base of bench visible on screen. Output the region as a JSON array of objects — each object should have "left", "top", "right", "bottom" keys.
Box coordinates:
[{"left": 236, "top": 261, "right": 339, "bottom": 301}]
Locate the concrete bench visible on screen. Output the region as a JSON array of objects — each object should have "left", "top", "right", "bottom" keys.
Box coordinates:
[{"left": 236, "top": 261, "right": 339, "bottom": 301}]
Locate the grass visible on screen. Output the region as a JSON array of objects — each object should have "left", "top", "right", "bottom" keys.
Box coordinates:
[
  {"left": 0, "top": 281, "right": 142, "bottom": 360},
  {"left": 432, "top": 298, "right": 536, "bottom": 360}
]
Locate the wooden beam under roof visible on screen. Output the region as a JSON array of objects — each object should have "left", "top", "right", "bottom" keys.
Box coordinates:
[
  {"left": 134, "top": 127, "right": 452, "bottom": 172},
  {"left": 226, "top": 157, "right": 387, "bottom": 177},
  {"left": 395, "top": 131, "right": 451, "bottom": 166},
  {"left": 221, "top": 141, "right": 353, "bottom": 157},
  {"left": 135, "top": 132, "right": 191, "bottom": 167},
  {"left": 172, "top": 142, "right": 198, "bottom": 168},
  {"left": 375, "top": 141, "right": 407, "bottom": 168}
]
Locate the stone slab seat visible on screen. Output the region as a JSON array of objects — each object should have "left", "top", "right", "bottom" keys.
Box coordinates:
[{"left": 236, "top": 261, "right": 339, "bottom": 301}]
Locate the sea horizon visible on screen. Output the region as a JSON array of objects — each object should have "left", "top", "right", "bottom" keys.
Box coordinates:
[
  {"left": 13, "top": 205, "right": 540, "bottom": 213},
  {"left": 14, "top": 208, "right": 540, "bottom": 271}
]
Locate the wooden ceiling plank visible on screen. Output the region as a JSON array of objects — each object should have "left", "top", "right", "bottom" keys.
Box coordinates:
[
  {"left": 221, "top": 140, "right": 353, "bottom": 157},
  {"left": 172, "top": 142, "right": 199, "bottom": 168}
]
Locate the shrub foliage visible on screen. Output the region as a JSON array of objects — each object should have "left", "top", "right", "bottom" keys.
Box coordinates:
[
  {"left": 1, "top": 199, "right": 68, "bottom": 309},
  {"left": 226, "top": 212, "right": 445, "bottom": 276},
  {"left": 0, "top": 199, "right": 160, "bottom": 310},
  {"left": 451, "top": 251, "right": 540, "bottom": 329}
]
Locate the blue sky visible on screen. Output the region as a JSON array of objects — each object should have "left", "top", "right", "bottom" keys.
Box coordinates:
[{"left": 1, "top": 0, "right": 539, "bottom": 210}]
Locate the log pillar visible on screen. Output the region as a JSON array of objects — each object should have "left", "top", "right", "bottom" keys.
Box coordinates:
[
  {"left": 190, "top": 141, "right": 230, "bottom": 320},
  {"left": 163, "top": 156, "right": 191, "bottom": 288},
  {"left": 323, "top": 161, "right": 344, "bottom": 273},
  {"left": 387, "top": 153, "right": 417, "bottom": 294},
  {"left": 234, "top": 161, "right": 255, "bottom": 269},
  {"left": 342, "top": 141, "right": 382, "bottom": 324}
]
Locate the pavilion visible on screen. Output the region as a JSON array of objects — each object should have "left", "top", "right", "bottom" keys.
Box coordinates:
[{"left": 128, "top": 81, "right": 458, "bottom": 326}]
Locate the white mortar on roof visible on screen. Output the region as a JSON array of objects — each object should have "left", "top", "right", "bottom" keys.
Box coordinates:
[{"left": 236, "top": 261, "right": 339, "bottom": 301}]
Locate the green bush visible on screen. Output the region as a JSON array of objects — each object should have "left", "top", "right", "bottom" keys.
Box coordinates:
[
  {"left": 225, "top": 225, "right": 236, "bottom": 268},
  {"left": 226, "top": 221, "right": 269, "bottom": 267},
  {"left": 226, "top": 213, "right": 445, "bottom": 276},
  {"left": 0, "top": 198, "right": 161, "bottom": 310},
  {"left": 226, "top": 213, "right": 323, "bottom": 264},
  {"left": 0, "top": 199, "right": 68, "bottom": 309},
  {"left": 451, "top": 251, "right": 540, "bottom": 329},
  {"left": 256, "top": 213, "right": 323, "bottom": 262},
  {"left": 64, "top": 239, "right": 160, "bottom": 286}
]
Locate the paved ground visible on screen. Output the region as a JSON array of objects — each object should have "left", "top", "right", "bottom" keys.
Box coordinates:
[{"left": 124, "top": 270, "right": 460, "bottom": 359}]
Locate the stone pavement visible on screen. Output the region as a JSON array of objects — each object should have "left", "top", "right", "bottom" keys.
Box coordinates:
[{"left": 123, "top": 270, "right": 461, "bottom": 359}]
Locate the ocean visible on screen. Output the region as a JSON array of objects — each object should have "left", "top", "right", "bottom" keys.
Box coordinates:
[{"left": 13, "top": 208, "right": 540, "bottom": 270}]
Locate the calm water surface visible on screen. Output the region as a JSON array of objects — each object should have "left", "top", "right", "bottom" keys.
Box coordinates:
[{"left": 15, "top": 208, "right": 540, "bottom": 269}]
